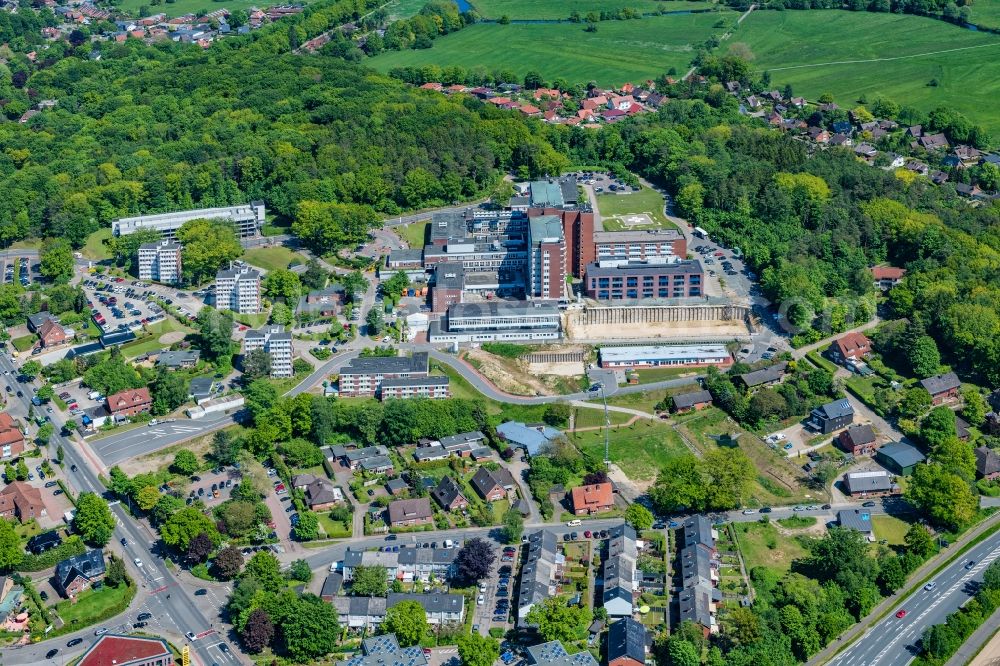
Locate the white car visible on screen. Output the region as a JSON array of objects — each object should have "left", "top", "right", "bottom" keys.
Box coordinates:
[
  {"left": 477, "top": 594, "right": 485, "bottom": 606},
  {"left": 742, "top": 509, "right": 756, "bottom": 515},
  {"left": 133, "top": 558, "right": 143, "bottom": 567},
  {"left": 924, "top": 582, "right": 937, "bottom": 592}
]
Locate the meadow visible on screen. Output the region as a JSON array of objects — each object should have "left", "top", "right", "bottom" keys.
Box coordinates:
[
  {"left": 967, "top": 0, "right": 1000, "bottom": 29},
  {"left": 116, "top": 0, "right": 321, "bottom": 18},
  {"left": 368, "top": 11, "right": 733, "bottom": 86},
  {"left": 467, "top": 0, "right": 715, "bottom": 20},
  {"left": 731, "top": 10, "right": 1000, "bottom": 134}
]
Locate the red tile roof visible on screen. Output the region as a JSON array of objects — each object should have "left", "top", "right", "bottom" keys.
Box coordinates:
[
  {"left": 834, "top": 331, "right": 871, "bottom": 359},
  {"left": 0, "top": 414, "right": 23, "bottom": 448},
  {"left": 571, "top": 483, "right": 613, "bottom": 512},
  {"left": 106, "top": 388, "right": 152, "bottom": 414},
  {"left": 872, "top": 266, "right": 906, "bottom": 280},
  {"left": 79, "top": 634, "right": 172, "bottom": 666}
]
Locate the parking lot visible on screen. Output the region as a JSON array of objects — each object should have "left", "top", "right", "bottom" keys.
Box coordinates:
[
  {"left": 574, "top": 170, "right": 634, "bottom": 195},
  {"left": 80, "top": 277, "right": 167, "bottom": 335},
  {"left": 690, "top": 241, "right": 755, "bottom": 299},
  {"left": 469, "top": 543, "right": 518, "bottom": 635},
  {"left": 184, "top": 466, "right": 241, "bottom": 508},
  {"left": 1, "top": 255, "right": 40, "bottom": 287}
]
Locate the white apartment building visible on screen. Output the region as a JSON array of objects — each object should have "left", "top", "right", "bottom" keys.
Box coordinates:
[
  {"left": 137, "top": 240, "right": 183, "bottom": 285},
  {"left": 243, "top": 324, "right": 293, "bottom": 378},
  {"left": 113, "top": 202, "right": 265, "bottom": 239},
  {"left": 215, "top": 264, "right": 262, "bottom": 314}
]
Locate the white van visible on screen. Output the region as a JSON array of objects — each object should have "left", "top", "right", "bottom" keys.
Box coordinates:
[
  {"left": 567, "top": 519, "right": 582, "bottom": 527},
  {"left": 443, "top": 539, "right": 454, "bottom": 549},
  {"left": 88, "top": 390, "right": 101, "bottom": 400}
]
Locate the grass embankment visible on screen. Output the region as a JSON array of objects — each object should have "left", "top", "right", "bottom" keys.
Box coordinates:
[
  {"left": 734, "top": 10, "right": 1000, "bottom": 135},
  {"left": 369, "top": 12, "right": 732, "bottom": 86},
  {"left": 396, "top": 220, "right": 430, "bottom": 248},
  {"left": 243, "top": 246, "right": 303, "bottom": 273}
]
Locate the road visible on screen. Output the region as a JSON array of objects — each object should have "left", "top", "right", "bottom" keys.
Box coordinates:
[
  {"left": 91, "top": 412, "right": 236, "bottom": 466},
  {"left": 829, "top": 534, "right": 1000, "bottom": 666},
  {"left": 0, "top": 354, "right": 230, "bottom": 666}
]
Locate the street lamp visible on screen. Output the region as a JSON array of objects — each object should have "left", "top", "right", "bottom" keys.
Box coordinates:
[{"left": 597, "top": 383, "right": 610, "bottom": 469}]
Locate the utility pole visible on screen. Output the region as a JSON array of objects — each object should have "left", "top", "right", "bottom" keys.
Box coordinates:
[{"left": 600, "top": 384, "right": 610, "bottom": 469}]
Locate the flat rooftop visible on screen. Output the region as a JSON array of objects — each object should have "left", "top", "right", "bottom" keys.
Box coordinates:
[{"left": 600, "top": 344, "right": 731, "bottom": 363}]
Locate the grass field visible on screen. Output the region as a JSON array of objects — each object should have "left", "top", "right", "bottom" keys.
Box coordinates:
[
  {"left": 596, "top": 186, "right": 676, "bottom": 230},
  {"left": 732, "top": 10, "right": 1000, "bottom": 135},
  {"left": 968, "top": 0, "right": 1000, "bottom": 28},
  {"left": 571, "top": 406, "right": 635, "bottom": 428},
  {"left": 82, "top": 228, "right": 112, "bottom": 262},
  {"left": 121, "top": 317, "right": 194, "bottom": 359},
  {"left": 10, "top": 335, "right": 34, "bottom": 352},
  {"left": 368, "top": 12, "right": 733, "bottom": 86},
  {"left": 570, "top": 419, "right": 688, "bottom": 480},
  {"left": 733, "top": 520, "right": 809, "bottom": 574},
  {"left": 53, "top": 583, "right": 132, "bottom": 626},
  {"left": 872, "top": 514, "right": 911, "bottom": 546},
  {"left": 468, "top": 0, "right": 716, "bottom": 19},
  {"left": 243, "top": 246, "right": 302, "bottom": 273},
  {"left": 397, "top": 220, "right": 430, "bottom": 248}
]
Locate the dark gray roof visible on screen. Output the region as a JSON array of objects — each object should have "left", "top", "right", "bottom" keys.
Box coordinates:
[
  {"left": 739, "top": 362, "right": 788, "bottom": 387},
  {"left": 607, "top": 618, "right": 647, "bottom": 665},
  {"left": 470, "top": 466, "right": 514, "bottom": 498},
  {"left": 920, "top": 372, "right": 961, "bottom": 396},
  {"left": 841, "top": 424, "right": 876, "bottom": 447},
  {"left": 815, "top": 399, "right": 854, "bottom": 420},
  {"left": 526, "top": 640, "right": 598, "bottom": 666},
  {"left": 387, "top": 248, "right": 424, "bottom": 265},
  {"left": 396, "top": 545, "right": 459, "bottom": 566},
  {"left": 387, "top": 497, "right": 432, "bottom": 523},
  {"left": 387, "top": 592, "right": 464, "bottom": 614},
  {"left": 439, "top": 431, "right": 486, "bottom": 448},
  {"left": 55, "top": 549, "right": 106, "bottom": 590},
  {"left": 845, "top": 470, "right": 895, "bottom": 493},
  {"left": 188, "top": 377, "right": 214, "bottom": 396},
  {"left": 338, "top": 634, "right": 427, "bottom": 666},
  {"left": 434, "top": 263, "right": 465, "bottom": 289},
  {"left": 321, "top": 572, "right": 343, "bottom": 597},
  {"left": 976, "top": 447, "right": 1000, "bottom": 477},
  {"left": 677, "top": 584, "right": 713, "bottom": 628},
  {"left": 380, "top": 376, "right": 449, "bottom": 389},
  {"left": 673, "top": 390, "right": 712, "bottom": 410},
  {"left": 156, "top": 350, "right": 200, "bottom": 367},
  {"left": 100, "top": 330, "right": 136, "bottom": 347},
  {"left": 877, "top": 441, "right": 926, "bottom": 468},
  {"left": 431, "top": 476, "right": 466, "bottom": 508},
  {"left": 680, "top": 544, "right": 714, "bottom": 586},
  {"left": 585, "top": 259, "right": 703, "bottom": 279},
  {"left": 837, "top": 509, "right": 873, "bottom": 533},
  {"left": 682, "top": 516, "right": 715, "bottom": 548},
  {"left": 341, "top": 352, "right": 429, "bottom": 376},
  {"left": 360, "top": 455, "right": 394, "bottom": 471},
  {"left": 386, "top": 478, "right": 409, "bottom": 492}
]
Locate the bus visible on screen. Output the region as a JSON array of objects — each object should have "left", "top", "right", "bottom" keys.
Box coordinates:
[{"left": 693, "top": 226, "right": 709, "bottom": 239}]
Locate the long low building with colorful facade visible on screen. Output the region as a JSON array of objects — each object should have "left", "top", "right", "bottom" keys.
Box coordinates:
[{"left": 598, "top": 344, "right": 732, "bottom": 369}]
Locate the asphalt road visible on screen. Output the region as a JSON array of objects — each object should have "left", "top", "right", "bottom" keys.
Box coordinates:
[
  {"left": 0, "top": 354, "right": 229, "bottom": 666},
  {"left": 91, "top": 412, "right": 235, "bottom": 466},
  {"left": 830, "top": 534, "right": 1000, "bottom": 666}
]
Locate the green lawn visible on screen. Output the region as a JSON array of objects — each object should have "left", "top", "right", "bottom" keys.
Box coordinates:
[
  {"left": 571, "top": 406, "right": 635, "bottom": 428},
  {"left": 732, "top": 520, "right": 808, "bottom": 574},
  {"left": 596, "top": 186, "right": 676, "bottom": 230},
  {"left": 368, "top": 12, "right": 734, "bottom": 86},
  {"left": 595, "top": 384, "right": 700, "bottom": 413},
  {"left": 52, "top": 583, "right": 132, "bottom": 626},
  {"left": 317, "top": 513, "right": 352, "bottom": 538},
  {"left": 120, "top": 317, "right": 195, "bottom": 359},
  {"left": 397, "top": 220, "right": 430, "bottom": 249},
  {"left": 429, "top": 362, "right": 486, "bottom": 403},
  {"left": 570, "top": 420, "right": 688, "bottom": 480},
  {"left": 468, "top": 0, "right": 716, "bottom": 19},
  {"left": 11, "top": 335, "right": 34, "bottom": 352},
  {"left": 732, "top": 9, "right": 1000, "bottom": 135},
  {"left": 243, "top": 246, "right": 303, "bottom": 273},
  {"left": 630, "top": 366, "right": 702, "bottom": 384},
  {"left": 872, "top": 514, "right": 911, "bottom": 546},
  {"left": 81, "top": 228, "right": 112, "bottom": 262}
]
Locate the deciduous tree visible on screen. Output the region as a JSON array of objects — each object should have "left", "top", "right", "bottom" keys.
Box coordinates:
[
  {"left": 452, "top": 538, "right": 496, "bottom": 586},
  {"left": 382, "top": 600, "right": 427, "bottom": 647},
  {"left": 241, "top": 609, "right": 274, "bottom": 654},
  {"left": 74, "top": 492, "right": 115, "bottom": 546}
]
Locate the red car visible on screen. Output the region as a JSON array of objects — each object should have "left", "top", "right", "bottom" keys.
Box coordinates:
[
  {"left": 584, "top": 530, "right": 592, "bottom": 538},
  {"left": 895, "top": 609, "right": 907, "bottom": 619},
  {"left": 714, "top": 251, "right": 725, "bottom": 257}
]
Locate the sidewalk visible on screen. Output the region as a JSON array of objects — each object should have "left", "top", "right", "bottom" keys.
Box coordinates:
[
  {"left": 808, "top": 511, "right": 1000, "bottom": 665},
  {"left": 949, "top": 607, "right": 1000, "bottom": 666}
]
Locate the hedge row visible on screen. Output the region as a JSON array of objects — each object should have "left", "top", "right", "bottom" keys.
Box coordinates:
[{"left": 19, "top": 535, "right": 86, "bottom": 572}]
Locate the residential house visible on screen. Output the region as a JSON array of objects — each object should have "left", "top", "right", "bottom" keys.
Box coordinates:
[
  {"left": 37, "top": 318, "right": 69, "bottom": 348},
  {"left": 920, "top": 372, "right": 961, "bottom": 405},
  {"left": 55, "top": 549, "right": 106, "bottom": 597},
  {"left": 737, "top": 362, "right": 788, "bottom": 390},
  {"left": 607, "top": 618, "right": 648, "bottom": 666},
  {"left": 388, "top": 593, "right": 465, "bottom": 625},
  {"left": 397, "top": 545, "right": 459, "bottom": 582},
  {"left": 188, "top": 377, "right": 215, "bottom": 404},
  {"left": 0, "top": 413, "right": 25, "bottom": 460},
  {"left": 0, "top": 482, "right": 46, "bottom": 523},
  {"left": 872, "top": 266, "right": 907, "bottom": 290},
  {"left": 525, "top": 641, "right": 599, "bottom": 666},
  {"left": 360, "top": 455, "right": 395, "bottom": 475},
  {"left": 497, "top": 421, "right": 563, "bottom": 456},
  {"left": 830, "top": 133, "right": 853, "bottom": 147},
  {"left": 342, "top": 549, "right": 400, "bottom": 581},
  {"left": 517, "top": 530, "right": 563, "bottom": 627},
  {"left": 78, "top": 635, "right": 173, "bottom": 666},
  {"left": 344, "top": 446, "right": 390, "bottom": 470},
  {"left": 336, "top": 634, "right": 427, "bottom": 666},
  {"left": 570, "top": 483, "right": 614, "bottom": 515},
  {"left": 678, "top": 516, "right": 719, "bottom": 636},
  {"left": 831, "top": 120, "right": 852, "bottom": 134},
  {"left": 956, "top": 416, "right": 971, "bottom": 442},
  {"left": 830, "top": 332, "right": 872, "bottom": 364},
  {"left": 106, "top": 387, "right": 152, "bottom": 419},
  {"left": 470, "top": 466, "right": 515, "bottom": 502},
  {"left": 837, "top": 424, "right": 877, "bottom": 456},
  {"left": 156, "top": 350, "right": 200, "bottom": 369},
  {"left": 844, "top": 470, "right": 898, "bottom": 497},
  {"left": 672, "top": 390, "right": 713, "bottom": 414},
  {"left": 875, "top": 441, "right": 926, "bottom": 476},
  {"left": 330, "top": 597, "right": 386, "bottom": 631},
  {"left": 301, "top": 286, "right": 345, "bottom": 317},
  {"left": 854, "top": 143, "right": 878, "bottom": 160},
  {"left": 387, "top": 497, "right": 433, "bottom": 527},
  {"left": 386, "top": 478, "right": 409, "bottom": 496},
  {"left": 27, "top": 531, "right": 61, "bottom": 555},
  {"left": 26, "top": 312, "right": 55, "bottom": 334},
  {"left": 431, "top": 476, "right": 469, "bottom": 511},
  {"left": 0, "top": 576, "right": 22, "bottom": 624},
  {"left": 292, "top": 474, "right": 343, "bottom": 511},
  {"left": 603, "top": 524, "right": 638, "bottom": 617},
  {"left": 837, "top": 509, "right": 873, "bottom": 538},
  {"left": 808, "top": 127, "right": 831, "bottom": 144},
  {"left": 809, "top": 399, "right": 854, "bottom": 434},
  {"left": 918, "top": 133, "right": 949, "bottom": 150},
  {"left": 975, "top": 447, "right": 1000, "bottom": 481}
]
